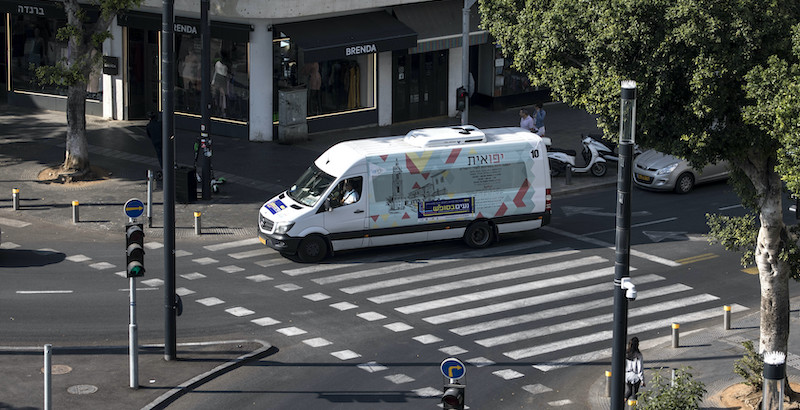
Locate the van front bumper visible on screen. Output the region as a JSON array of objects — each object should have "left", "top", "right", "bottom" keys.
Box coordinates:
[{"left": 259, "top": 231, "right": 301, "bottom": 254}]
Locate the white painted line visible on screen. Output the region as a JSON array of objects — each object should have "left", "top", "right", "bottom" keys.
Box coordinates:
[
  {"left": 385, "top": 374, "right": 415, "bottom": 384},
  {"left": 384, "top": 322, "right": 413, "bottom": 332},
  {"left": 0, "top": 242, "right": 20, "bottom": 249},
  {"left": 466, "top": 357, "right": 495, "bottom": 368},
  {"left": 277, "top": 327, "right": 307, "bottom": 336},
  {"left": 175, "top": 250, "right": 192, "bottom": 257},
  {"left": 191, "top": 257, "right": 218, "bottom": 265},
  {"left": 340, "top": 247, "right": 568, "bottom": 294},
  {"left": 533, "top": 333, "right": 673, "bottom": 372},
  {"left": 357, "top": 361, "right": 388, "bottom": 373},
  {"left": 246, "top": 274, "right": 272, "bottom": 282},
  {"left": 226, "top": 307, "right": 255, "bottom": 317},
  {"left": 275, "top": 283, "right": 302, "bottom": 292},
  {"left": 303, "top": 337, "right": 332, "bottom": 347},
  {"left": 330, "top": 302, "right": 358, "bottom": 311},
  {"left": 331, "top": 350, "right": 361, "bottom": 360},
  {"left": 413, "top": 387, "right": 441, "bottom": 397},
  {"left": 312, "top": 258, "right": 452, "bottom": 285},
  {"left": 412, "top": 334, "right": 443, "bottom": 344},
  {"left": 395, "top": 265, "right": 612, "bottom": 315},
  {"left": 357, "top": 312, "right": 387, "bottom": 321},
  {"left": 34, "top": 248, "right": 58, "bottom": 255},
  {"left": 144, "top": 242, "right": 163, "bottom": 249},
  {"left": 141, "top": 279, "right": 164, "bottom": 287},
  {"left": 114, "top": 271, "right": 126, "bottom": 278},
  {"left": 548, "top": 399, "right": 574, "bottom": 406},
  {"left": 16, "top": 290, "right": 73, "bottom": 294},
  {"left": 448, "top": 278, "right": 676, "bottom": 336},
  {"left": 251, "top": 317, "right": 281, "bottom": 327},
  {"left": 196, "top": 297, "right": 225, "bottom": 306},
  {"left": 117, "top": 288, "right": 159, "bottom": 291},
  {"left": 542, "top": 226, "right": 681, "bottom": 267},
  {"left": 439, "top": 346, "right": 468, "bottom": 356},
  {"left": 376, "top": 254, "right": 600, "bottom": 306},
  {"left": 303, "top": 293, "right": 330, "bottom": 301},
  {"left": 584, "top": 217, "right": 677, "bottom": 236},
  {"left": 89, "top": 262, "right": 115, "bottom": 270},
  {"left": 204, "top": 238, "right": 261, "bottom": 251},
  {"left": 180, "top": 272, "right": 206, "bottom": 280},
  {"left": 522, "top": 384, "right": 553, "bottom": 395},
  {"left": 66, "top": 254, "right": 91, "bottom": 263},
  {"left": 719, "top": 204, "right": 743, "bottom": 211},
  {"left": 176, "top": 287, "right": 195, "bottom": 296},
  {"left": 218, "top": 265, "right": 244, "bottom": 274},
  {"left": 255, "top": 258, "right": 288, "bottom": 268},
  {"left": 493, "top": 369, "right": 524, "bottom": 380},
  {"left": 229, "top": 248, "right": 273, "bottom": 260},
  {"left": 0, "top": 217, "right": 31, "bottom": 227}
]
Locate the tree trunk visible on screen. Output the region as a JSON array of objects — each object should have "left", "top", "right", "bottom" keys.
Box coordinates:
[{"left": 62, "top": 83, "right": 90, "bottom": 174}]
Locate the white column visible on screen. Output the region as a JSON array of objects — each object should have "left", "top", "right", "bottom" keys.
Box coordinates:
[
  {"left": 377, "top": 51, "right": 392, "bottom": 126},
  {"left": 449, "top": 47, "right": 463, "bottom": 118},
  {"left": 249, "top": 20, "right": 273, "bottom": 141},
  {"left": 102, "top": 18, "right": 124, "bottom": 120}
]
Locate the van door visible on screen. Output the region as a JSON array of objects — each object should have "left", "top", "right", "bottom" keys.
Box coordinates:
[{"left": 323, "top": 176, "right": 368, "bottom": 251}]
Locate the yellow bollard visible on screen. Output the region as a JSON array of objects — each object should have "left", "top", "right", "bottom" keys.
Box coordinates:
[
  {"left": 72, "top": 201, "right": 80, "bottom": 223},
  {"left": 605, "top": 370, "right": 612, "bottom": 397},
  {"left": 724, "top": 305, "right": 731, "bottom": 330},
  {"left": 12, "top": 188, "right": 20, "bottom": 210},
  {"left": 672, "top": 322, "right": 680, "bottom": 348},
  {"left": 194, "top": 211, "right": 202, "bottom": 235}
]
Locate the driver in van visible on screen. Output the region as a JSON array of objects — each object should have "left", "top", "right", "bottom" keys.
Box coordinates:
[{"left": 342, "top": 180, "right": 360, "bottom": 205}]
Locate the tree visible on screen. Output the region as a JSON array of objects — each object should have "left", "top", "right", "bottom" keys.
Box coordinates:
[
  {"left": 635, "top": 367, "right": 706, "bottom": 409},
  {"left": 34, "top": 0, "right": 141, "bottom": 178},
  {"left": 479, "top": 0, "right": 800, "bottom": 356}
]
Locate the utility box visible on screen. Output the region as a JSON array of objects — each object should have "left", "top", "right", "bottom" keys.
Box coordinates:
[
  {"left": 175, "top": 166, "right": 196, "bottom": 204},
  {"left": 278, "top": 87, "right": 307, "bottom": 144}
]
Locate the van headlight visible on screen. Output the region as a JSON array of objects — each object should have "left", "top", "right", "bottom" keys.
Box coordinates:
[
  {"left": 274, "top": 222, "right": 295, "bottom": 234},
  {"left": 656, "top": 162, "right": 679, "bottom": 176}
]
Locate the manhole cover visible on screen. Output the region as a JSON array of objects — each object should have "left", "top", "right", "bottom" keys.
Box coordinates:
[
  {"left": 67, "top": 384, "right": 98, "bottom": 395},
  {"left": 41, "top": 364, "right": 72, "bottom": 375}
]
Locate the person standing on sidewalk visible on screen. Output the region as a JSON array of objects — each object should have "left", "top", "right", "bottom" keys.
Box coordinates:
[
  {"left": 624, "top": 336, "right": 645, "bottom": 402},
  {"left": 533, "top": 103, "right": 546, "bottom": 136},
  {"left": 519, "top": 108, "right": 535, "bottom": 131}
]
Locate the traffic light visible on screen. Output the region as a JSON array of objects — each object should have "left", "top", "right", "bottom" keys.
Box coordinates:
[
  {"left": 456, "top": 86, "right": 467, "bottom": 112},
  {"left": 125, "top": 223, "right": 145, "bottom": 278},
  {"left": 442, "top": 383, "right": 465, "bottom": 410}
]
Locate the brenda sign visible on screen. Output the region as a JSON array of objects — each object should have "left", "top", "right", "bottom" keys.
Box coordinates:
[{"left": 345, "top": 44, "right": 377, "bottom": 56}]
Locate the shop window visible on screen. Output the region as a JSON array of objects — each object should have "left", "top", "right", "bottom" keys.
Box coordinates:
[
  {"left": 273, "top": 36, "right": 374, "bottom": 121},
  {"left": 10, "top": 14, "right": 101, "bottom": 100},
  {"left": 175, "top": 35, "right": 249, "bottom": 122}
]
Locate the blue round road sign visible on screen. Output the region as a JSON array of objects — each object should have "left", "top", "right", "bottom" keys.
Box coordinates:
[
  {"left": 124, "top": 198, "right": 145, "bottom": 219},
  {"left": 440, "top": 357, "right": 465, "bottom": 380}
]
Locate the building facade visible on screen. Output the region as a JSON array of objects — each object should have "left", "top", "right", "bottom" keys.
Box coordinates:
[{"left": 0, "top": 0, "right": 547, "bottom": 140}]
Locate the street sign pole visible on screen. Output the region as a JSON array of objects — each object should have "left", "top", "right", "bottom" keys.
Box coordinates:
[
  {"left": 129, "top": 273, "right": 138, "bottom": 389},
  {"left": 122, "top": 203, "right": 144, "bottom": 390}
]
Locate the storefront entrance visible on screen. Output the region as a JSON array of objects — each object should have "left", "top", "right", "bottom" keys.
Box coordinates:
[
  {"left": 392, "top": 49, "right": 448, "bottom": 123},
  {"left": 126, "top": 27, "right": 159, "bottom": 120}
]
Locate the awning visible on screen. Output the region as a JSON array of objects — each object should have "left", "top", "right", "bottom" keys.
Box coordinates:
[
  {"left": 277, "top": 12, "right": 417, "bottom": 62},
  {"left": 393, "top": 0, "right": 489, "bottom": 54}
]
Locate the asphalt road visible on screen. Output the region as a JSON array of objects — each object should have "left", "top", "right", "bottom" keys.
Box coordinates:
[{"left": 5, "top": 179, "right": 795, "bottom": 409}]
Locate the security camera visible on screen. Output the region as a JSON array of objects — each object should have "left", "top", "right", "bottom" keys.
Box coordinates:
[{"left": 620, "top": 278, "right": 637, "bottom": 301}]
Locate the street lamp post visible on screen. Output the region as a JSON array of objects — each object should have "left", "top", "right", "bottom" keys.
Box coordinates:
[{"left": 610, "top": 80, "right": 637, "bottom": 409}]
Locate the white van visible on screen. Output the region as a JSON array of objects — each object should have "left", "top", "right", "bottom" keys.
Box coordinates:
[{"left": 258, "top": 125, "right": 552, "bottom": 262}]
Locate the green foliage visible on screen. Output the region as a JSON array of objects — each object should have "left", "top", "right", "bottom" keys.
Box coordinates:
[
  {"left": 734, "top": 340, "right": 764, "bottom": 389},
  {"left": 706, "top": 213, "right": 757, "bottom": 267},
  {"left": 635, "top": 367, "right": 706, "bottom": 409}
]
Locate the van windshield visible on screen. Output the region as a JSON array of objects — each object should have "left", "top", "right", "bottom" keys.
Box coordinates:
[{"left": 287, "top": 164, "right": 335, "bottom": 207}]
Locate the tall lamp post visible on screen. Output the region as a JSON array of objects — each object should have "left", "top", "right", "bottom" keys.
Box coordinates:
[{"left": 610, "top": 80, "right": 637, "bottom": 409}]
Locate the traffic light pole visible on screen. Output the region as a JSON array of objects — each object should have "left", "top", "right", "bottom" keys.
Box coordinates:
[
  {"left": 129, "top": 274, "right": 138, "bottom": 389},
  {"left": 162, "top": 0, "right": 177, "bottom": 361}
]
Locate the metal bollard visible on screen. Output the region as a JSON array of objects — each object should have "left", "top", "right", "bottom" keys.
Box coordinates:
[
  {"left": 565, "top": 165, "right": 573, "bottom": 185},
  {"left": 723, "top": 305, "right": 731, "bottom": 330},
  {"left": 627, "top": 399, "right": 637, "bottom": 408},
  {"left": 194, "top": 211, "right": 202, "bottom": 235},
  {"left": 72, "top": 201, "right": 79, "bottom": 223},
  {"left": 12, "top": 188, "right": 20, "bottom": 210},
  {"left": 44, "top": 344, "right": 52, "bottom": 410},
  {"left": 146, "top": 170, "right": 154, "bottom": 228},
  {"left": 672, "top": 323, "right": 680, "bottom": 348},
  {"left": 605, "top": 370, "right": 612, "bottom": 397}
]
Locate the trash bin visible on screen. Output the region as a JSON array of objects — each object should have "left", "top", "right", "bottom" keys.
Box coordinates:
[{"left": 175, "top": 166, "right": 196, "bottom": 204}]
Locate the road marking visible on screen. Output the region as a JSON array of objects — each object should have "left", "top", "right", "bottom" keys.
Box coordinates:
[
  {"left": 176, "top": 287, "right": 195, "bottom": 296},
  {"left": 0, "top": 242, "right": 20, "bottom": 249},
  {"left": 676, "top": 253, "right": 719, "bottom": 264},
  {"left": 225, "top": 307, "right": 255, "bottom": 317},
  {"left": 142, "top": 279, "right": 164, "bottom": 287},
  {"left": 642, "top": 229, "right": 688, "bottom": 243},
  {"left": 413, "top": 334, "right": 443, "bottom": 344},
  {"left": 561, "top": 206, "right": 651, "bottom": 217},
  {"left": 303, "top": 292, "right": 329, "bottom": 301},
  {"left": 493, "top": 369, "right": 524, "bottom": 380},
  {"left": 742, "top": 267, "right": 759, "bottom": 275},
  {"left": 0, "top": 217, "right": 31, "bottom": 227},
  {"left": 191, "top": 257, "right": 218, "bottom": 265},
  {"left": 251, "top": 317, "right": 281, "bottom": 326},
  {"left": 523, "top": 384, "right": 553, "bottom": 395},
  {"left": 412, "top": 387, "right": 441, "bottom": 397},
  {"left": 384, "top": 322, "right": 413, "bottom": 332},
  {"left": 331, "top": 350, "right": 361, "bottom": 360},
  {"left": 196, "top": 297, "right": 224, "bottom": 306},
  {"left": 89, "top": 262, "right": 115, "bottom": 270},
  {"left": 331, "top": 302, "right": 358, "bottom": 311},
  {"left": 357, "top": 312, "right": 387, "bottom": 321},
  {"left": 440, "top": 346, "right": 468, "bottom": 355},
  {"left": 357, "top": 361, "right": 388, "bottom": 373},
  {"left": 218, "top": 265, "right": 245, "bottom": 273},
  {"left": 719, "top": 204, "right": 743, "bottom": 211},
  {"left": 548, "top": 399, "right": 574, "bottom": 406},
  {"left": 66, "top": 254, "right": 91, "bottom": 263},
  {"left": 180, "top": 272, "right": 206, "bottom": 280},
  {"left": 303, "top": 337, "right": 332, "bottom": 348},
  {"left": 16, "top": 290, "right": 73, "bottom": 294},
  {"left": 228, "top": 248, "right": 273, "bottom": 259},
  {"left": 542, "top": 226, "right": 681, "bottom": 267},
  {"left": 204, "top": 238, "right": 261, "bottom": 251},
  {"left": 584, "top": 217, "right": 678, "bottom": 236},
  {"left": 373, "top": 254, "right": 602, "bottom": 306},
  {"left": 385, "top": 374, "right": 415, "bottom": 384},
  {"left": 246, "top": 274, "right": 272, "bottom": 282},
  {"left": 275, "top": 283, "right": 302, "bottom": 292},
  {"left": 312, "top": 258, "right": 453, "bottom": 284},
  {"left": 277, "top": 327, "right": 307, "bottom": 336}
]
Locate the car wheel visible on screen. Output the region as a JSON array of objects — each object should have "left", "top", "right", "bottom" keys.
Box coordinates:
[
  {"left": 297, "top": 235, "right": 327, "bottom": 263},
  {"left": 674, "top": 172, "right": 695, "bottom": 194},
  {"left": 464, "top": 221, "right": 494, "bottom": 248},
  {"left": 591, "top": 162, "right": 607, "bottom": 177}
]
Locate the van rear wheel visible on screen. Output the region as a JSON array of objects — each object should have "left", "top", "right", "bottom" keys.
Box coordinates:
[
  {"left": 464, "top": 221, "right": 494, "bottom": 248},
  {"left": 297, "top": 235, "right": 327, "bottom": 263}
]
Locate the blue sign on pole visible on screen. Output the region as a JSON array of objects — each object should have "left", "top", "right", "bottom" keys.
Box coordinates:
[
  {"left": 440, "top": 357, "right": 466, "bottom": 380},
  {"left": 124, "top": 198, "right": 145, "bottom": 219}
]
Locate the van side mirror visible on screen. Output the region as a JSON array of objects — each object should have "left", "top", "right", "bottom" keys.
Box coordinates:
[{"left": 324, "top": 198, "right": 332, "bottom": 212}]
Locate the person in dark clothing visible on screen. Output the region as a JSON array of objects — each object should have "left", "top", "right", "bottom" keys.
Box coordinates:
[{"left": 146, "top": 112, "right": 163, "bottom": 180}]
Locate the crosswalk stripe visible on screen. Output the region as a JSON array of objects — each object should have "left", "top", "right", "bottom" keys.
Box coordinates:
[
  {"left": 504, "top": 304, "right": 747, "bottom": 361},
  {"left": 313, "top": 258, "right": 453, "bottom": 285},
  {"left": 434, "top": 275, "right": 672, "bottom": 330},
  {"left": 284, "top": 240, "right": 550, "bottom": 277},
  {"left": 0, "top": 217, "right": 31, "bottom": 228},
  {"left": 204, "top": 238, "right": 261, "bottom": 252},
  {"left": 477, "top": 293, "right": 719, "bottom": 348},
  {"left": 380, "top": 256, "right": 607, "bottom": 309},
  {"left": 396, "top": 265, "right": 614, "bottom": 315},
  {"left": 339, "top": 246, "right": 567, "bottom": 294},
  {"left": 542, "top": 226, "right": 681, "bottom": 267},
  {"left": 229, "top": 248, "right": 274, "bottom": 259}
]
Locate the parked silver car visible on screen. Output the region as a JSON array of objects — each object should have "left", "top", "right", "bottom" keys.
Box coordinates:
[{"left": 633, "top": 149, "right": 729, "bottom": 193}]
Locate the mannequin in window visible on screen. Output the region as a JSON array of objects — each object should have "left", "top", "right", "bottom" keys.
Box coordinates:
[{"left": 212, "top": 54, "right": 229, "bottom": 116}]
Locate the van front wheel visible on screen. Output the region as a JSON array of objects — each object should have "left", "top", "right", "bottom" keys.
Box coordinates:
[
  {"left": 464, "top": 221, "right": 494, "bottom": 248},
  {"left": 297, "top": 235, "right": 327, "bottom": 263}
]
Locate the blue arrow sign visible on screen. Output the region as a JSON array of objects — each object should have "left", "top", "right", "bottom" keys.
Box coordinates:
[
  {"left": 440, "top": 357, "right": 465, "bottom": 380},
  {"left": 124, "top": 198, "right": 145, "bottom": 219}
]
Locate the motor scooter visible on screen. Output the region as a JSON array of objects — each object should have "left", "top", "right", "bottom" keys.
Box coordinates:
[
  {"left": 583, "top": 133, "right": 642, "bottom": 163},
  {"left": 547, "top": 135, "right": 608, "bottom": 177}
]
